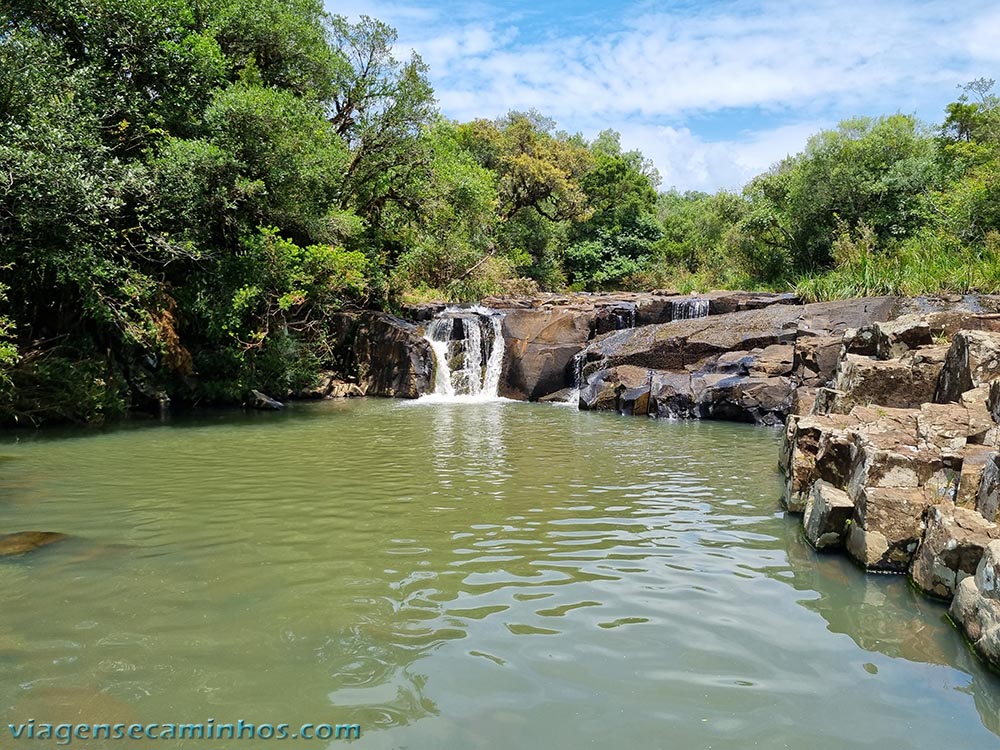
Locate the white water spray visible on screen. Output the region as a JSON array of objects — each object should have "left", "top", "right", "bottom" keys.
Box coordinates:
[
  {"left": 671, "top": 298, "right": 709, "bottom": 320},
  {"left": 421, "top": 306, "right": 506, "bottom": 401}
]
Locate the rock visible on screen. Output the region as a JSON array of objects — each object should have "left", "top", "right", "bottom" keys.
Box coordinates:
[
  {"left": 780, "top": 412, "right": 859, "bottom": 512},
  {"left": 791, "top": 386, "right": 818, "bottom": 416},
  {"left": 846, "top": 431, "right": 953, "bottom": 502},
  {"left": 827, "top": 352, "right": 945, "bottom": 413},
  {"left": 977, "top": 452, "right": 1000, "bottom": 523},
  {"left": 950, "top": 541, "right": 1000, "bottom": 669},
  {"left": 534, "top": 388, "right": 573, "bottom": 404},
  {"left": 793, "top": 334, "right": 843, "bottom": 386},
  {"left": 354, "top": 312, "right": 434, "bottom": 398},
  {"left": 499, "top": 307, "right": 593, "bottom": 401},
  {"left": 871, "top": 315, "right": 934, "bottom": 359},
  {"left": 250, "top": 389, "right": 284, "bottom": 410},
  {"left": 750, "top": 344, "right": 795, "bottom": 377},
  {"left": 693, "top": 373, "right": 794, "bottom": 425},
  {"left": 649, "top": 371, "right": 697, "bottom": 419},
  {"left": 957, "top": 445, "right": 996, "bottom": 508},
  {"left": 803, "top": 480, "right": 854, "bottom": 550},
  {"left": 578, "top": 365, "right": 651, "bottom": 414},
  {"left": 846, "top": 486, "right": 936, "bottom": 572},
  {"left": 935, "top": 330, "right": 1000, "bottom": 404},
  {"left": 911, "top": 503, "right": 1000, "bottom": 599},
  {"left": 0, "top": 531, "right": 69, "bottom": 557}
]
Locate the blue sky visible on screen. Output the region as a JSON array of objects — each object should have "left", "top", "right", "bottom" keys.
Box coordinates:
[{"left": 329, "top": 0, "right": 1000, "bottom": 192}]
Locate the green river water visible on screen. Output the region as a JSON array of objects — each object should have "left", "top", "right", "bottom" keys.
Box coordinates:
[{"left": 1, "top": 398, "right": 999, "bottom": 749}]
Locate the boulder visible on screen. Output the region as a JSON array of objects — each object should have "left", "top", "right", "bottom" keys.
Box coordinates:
[
  {"left": 977, "top": 452, "right": 1000, "bottom": 523},
  {"left": 499, "top": 307, "right": 594, "bottom": 401},
  {"left": 0, "top": 531, "right": 69, "bottom": 557},
  {"left": 353, "top": 312, "right": 434, "bottom": 398},
  {"left": 871, "top": 315, "right": 934, "bottom": 359},
  {"left": 780, "top": 412, "right": 859, "bottom": 512},
  {"left": 827, "top": 351, "right": 945, "bottom": 413},
  {"left": 950, "top": 541, "right": 1000, "bottom": 669},
  {"left": 578, "top": 365, "right": 650, "bottom": 414},
  {"left": 935, "top": 330, "right": 1000, "bottom": 404},
  {"left": 693, "top": 373, "right": 794, "bottom": 425},
  {"left": 803, "top": 480, "right": 854, "bottom": 550},
  {"left": 845, "top": 431, "right": 952, "bottom": 501},
  {"left": 846, "top": 486, "right": 936, "bottom": 572},
  {"left": 250, "top": 389, "right": 284, "bottom": 410},
  {"left": 649, "top": 371, "right": 697, "bottom": 419},
  {"left": 750, "top": 344, "right": 795, "bottom": 377},
  {"left": 957, "top": 445, "right": 996, "bottom": 508},
  {"left": 793, "top": 334, "right": 843, "bottom": 386},
  {"left": 910, "top": 503, "right": 1000, "bottom": 599}
]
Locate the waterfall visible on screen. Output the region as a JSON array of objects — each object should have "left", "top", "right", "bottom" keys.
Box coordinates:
[
  {"left": 421, "top": 306, "right": 506, "bottom": 401},
  {"left": 671, "top": 297, "right": 709, "bottom": 320},
  {"left": 559, "top": 351, "right": 586, "bottom": 409}
]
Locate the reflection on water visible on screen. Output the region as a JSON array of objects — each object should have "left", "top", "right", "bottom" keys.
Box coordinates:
[{"left": 1, "top": 400, "right": 999, "bottom": 749}]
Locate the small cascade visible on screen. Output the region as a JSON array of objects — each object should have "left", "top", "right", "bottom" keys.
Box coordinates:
[
  {"left": 561, "top": 351, "right": 586, "bottom": 408},
  {"left": 671, "top": 297, "right": 710, "bottom": 320},
  {"left": 422, "top": 306, "right": 506, "bottom": 400},
  {"left": 612, "top": 303, "right": 637, "bottom": 330}
]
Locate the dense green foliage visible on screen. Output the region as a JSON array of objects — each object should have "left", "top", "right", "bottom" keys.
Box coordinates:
[{"left": 1, "top": 1, "right": 998, "bottom": 423}]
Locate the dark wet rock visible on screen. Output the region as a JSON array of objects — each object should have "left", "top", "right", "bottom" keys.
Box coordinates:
[
  {"left": 328, "top": 311, "right": 434, "bottom": 398},
  {"left": 804, "top": 480, "right": 854, "bottom": 550},
  {"left": 911, "top": 504, "right": 1000, "bottom": 599},
  {"left": 0, "top": 532, "right": 69, "bottom": 557},
  {"left": 578, "top": 365, "right": 651, "bottom": 414},
  {"left": 250, "top": 389, "right": 284, "bottom": 410},
  {"left": 693, "top": 373, "right": 794, "bottom": 425},
  {"left": 354, "top": 313, "right": 434, "bottom": 398},
  {"left": 649, "top": 371, "right": 697, "bottom": 419},
  {"left": 935, "top": 330, "right": 1000, "bottom": 404},
  {"left": 846, "top": 486, "right": 936, "bottom": 572}
]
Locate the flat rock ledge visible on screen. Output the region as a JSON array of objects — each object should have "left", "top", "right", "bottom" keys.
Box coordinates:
[{"left": 779, "top": 316, "right": 1000, "bottom": 670}]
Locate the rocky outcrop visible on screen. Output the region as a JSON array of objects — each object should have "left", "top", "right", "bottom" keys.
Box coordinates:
[
  {"left": 329, "top": 312, "right": 434, "bottom": 399},
  {"left": 575, "top": 298, "right": 909, "bottom": 424},
  {"left": 499, "top": 307, "right": 594, "bottom": 401},
  {"left": 775, "top": 312, "right": 1000, "bottom": 671}
]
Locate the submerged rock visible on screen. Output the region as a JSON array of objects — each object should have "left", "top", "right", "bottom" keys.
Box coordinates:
[{"left": 0, "top": 531, "right": 69, "bottom": 557}]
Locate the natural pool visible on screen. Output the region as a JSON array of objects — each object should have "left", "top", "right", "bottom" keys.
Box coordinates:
[{"left": 1, "top": 399, "right": 999, "bottom": 749}]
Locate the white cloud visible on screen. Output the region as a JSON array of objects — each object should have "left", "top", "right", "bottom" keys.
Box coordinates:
[
  {"left": 614, "top": 121, "right": 828, "bottom": 193},
  {"left": 327, "top": 0, "right": 999, "bottom": 190}
]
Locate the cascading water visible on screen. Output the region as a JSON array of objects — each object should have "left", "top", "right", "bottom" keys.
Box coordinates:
[
  {"left": 560, "top": 351, "right": 586, "bottom": 408},
  {"left": 422, "top": 306, "right": 506, "bottom": 400},
  {"left": 671, "top": 297, "right": 710, "bottom": 320}
]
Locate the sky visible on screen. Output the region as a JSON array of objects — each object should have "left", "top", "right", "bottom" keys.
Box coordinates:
[{"left": 327, "top": 0, "right": 1000, "bottom": 193}]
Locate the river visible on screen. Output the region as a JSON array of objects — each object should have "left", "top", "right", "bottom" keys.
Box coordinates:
[{"left": 1, "top": 399, "right": 998, "bottom": 749}]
